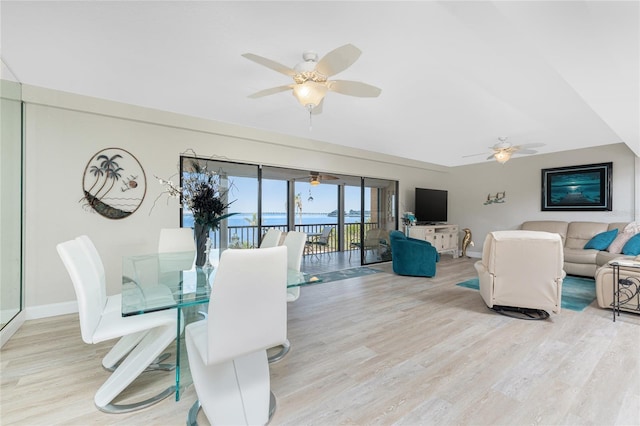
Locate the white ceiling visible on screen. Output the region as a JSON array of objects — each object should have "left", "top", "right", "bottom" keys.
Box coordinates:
[{"left": 2, "top": 1, "right": 638, "bottom": 167}]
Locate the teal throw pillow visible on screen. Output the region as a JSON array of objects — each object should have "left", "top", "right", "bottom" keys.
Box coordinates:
[
  {"left": 584, "top": 229, "right": 618, "bottom": 250},
  {"left": 622, "top": 233, "right": 640, "bottom": 255}
]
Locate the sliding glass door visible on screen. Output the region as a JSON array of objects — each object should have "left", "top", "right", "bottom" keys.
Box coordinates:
[
  {"left": 357, "top": 178, "right": 398, "bottom": 265},
  {"left": 180, "top": 155, "right": 398, "bottom": 269},
  {"left": 180, "top": 156, "right": 259, "bottom": 251},
  {"left": 1, "top": 77, "right": 24, "bottom": 341}
]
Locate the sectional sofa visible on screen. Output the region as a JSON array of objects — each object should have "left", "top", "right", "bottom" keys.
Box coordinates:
[
  {"left": 519, "top": 220, "right": 639, "bottom": 314},
  {"left": 520, "top": 221, "right": 634, "bottom": 277}
]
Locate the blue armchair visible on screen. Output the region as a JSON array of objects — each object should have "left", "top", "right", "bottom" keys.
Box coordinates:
[{"left": 389, "top": 230, "right": 440, "bottom": 277}]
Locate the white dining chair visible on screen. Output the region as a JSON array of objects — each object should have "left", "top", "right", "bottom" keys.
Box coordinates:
[
  {"left": 259, "top": 228, "right": 282, "bottom": 248},
  {"left": 185, "top": 246, "right": 287, "bottom": 425},
  {"left": 283, "top": 231, "right": 306, "bottom": 300},
  {"left": 57, "top": 236, "right": 178, "bottom": 413},
  {"left": 267, "top": 231, "right": 306, "bottom": 363},
  {"left": 158, "top": 227, "right": 197, "bottom": 280},
  {"left": 77, "top": 234, "right": 174, "bottom": 317},
  {"left": 158, "top": 227, "right": 196, "bottom": 253}
]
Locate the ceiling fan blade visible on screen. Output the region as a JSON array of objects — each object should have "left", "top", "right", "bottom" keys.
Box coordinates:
[
  {"left": 319, "top": 174, "right": 339, "bottom": 180},
  {"left": 247, "top": 85, "right": 293, "bottom": 98},
  {"left": 242, "top": 53, "right": 296, "bottom": 77},
  {"left": 316, "top": 44, "right": 361, "bottom": 77},
  {"left": 516, "top": 149, "right": 538, "bottom": 155},
  {"left": 328, "top": 80, "right": 381, "bottom": 97},
  {"left": 462, "top": 152, "right": 488, "bottom": 158},
  {"left": 486, "top": 154, "right": 496, "bottom": 160},
  {"left": 518, "top": 142, "right": 545, "bottom": 149}
]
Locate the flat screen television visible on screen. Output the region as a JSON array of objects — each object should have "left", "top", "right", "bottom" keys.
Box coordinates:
[{"left": 415, "top": 188, "right": 448, "bottom": 224}]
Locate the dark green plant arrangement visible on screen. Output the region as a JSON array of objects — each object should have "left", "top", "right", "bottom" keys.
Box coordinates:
[
  {"left": 153, "top": 157, "right": 237, "bottom": 266},
  {"left": 182, "top": 160, "right": 237, "bottom": 231}
]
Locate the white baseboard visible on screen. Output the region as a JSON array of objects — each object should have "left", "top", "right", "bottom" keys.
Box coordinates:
[
  {"left": 25, "top": 301, "right": 78, "bottom": 320},
  {"left": 458, "top": 249, "right": 481, "bottom": 259},
  {"left": 1, "top": 310, "right": 26, "bottom": 348},
  {"left": 18, "top": 252, "right": 483, "bottom": 322}
]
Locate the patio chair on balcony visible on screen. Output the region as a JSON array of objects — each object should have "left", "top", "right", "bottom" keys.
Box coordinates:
[
  {"left": 349, "top": 228, "right": 390, "bottom": 262},
  {"left": 305, "top": 226, "right": 333, "bottom": 260}
]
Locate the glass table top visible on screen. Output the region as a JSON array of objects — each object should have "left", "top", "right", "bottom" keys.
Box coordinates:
[{"left": 121, "top": 251, "right": 321, "bottom": 316}]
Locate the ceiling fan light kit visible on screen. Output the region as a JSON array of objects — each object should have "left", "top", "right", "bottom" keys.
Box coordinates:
[
  {"left": 292, "top": 81, "right": 328, "bottom": 110},
  {"left": 493, "top": 150, "right": 512, "bottom": 164},
  {"left": 243, "top": 44, "right": 381, "bottom": 118},
  {"left": 300, "top": 171, "right": 339, "bottom": 186},
  {"left": 475, "top": 136, "right": 544, "bottom": 164}
]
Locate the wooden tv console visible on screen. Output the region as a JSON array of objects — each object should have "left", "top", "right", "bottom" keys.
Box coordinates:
[{"left": 406, "top": 224, "right": 459, "bottom": 258}]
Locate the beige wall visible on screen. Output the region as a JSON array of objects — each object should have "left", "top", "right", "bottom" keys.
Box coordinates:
[
  {"left": 22, "top": 85, "right": 638, "bottom": 318},
  {"left": 447, "top": 143, "right": 637, "bottom": 257},
  {"left": 22, "top": 85, "right": 450, "bottom": 318}
]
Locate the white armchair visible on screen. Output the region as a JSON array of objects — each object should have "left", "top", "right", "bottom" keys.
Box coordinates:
[
  {"left": 474, "top": 230, "right": 565, "bottom": 318},
  {"left": 185, "top": 246, "right": 288, "bottom": 425}
]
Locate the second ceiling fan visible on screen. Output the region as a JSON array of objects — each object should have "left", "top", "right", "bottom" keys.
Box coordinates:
[
  {"left": 488, "top": 137, "right": 544, "bottom": 163},
  {"left": 242, "top": 44, "right": 381, "bottom": 114},
  {"left": 295, "top": 171, "right": 339, "bottom": 186},
  {"left": 465, "top": 137, "right": 544, "bottom": 164}
]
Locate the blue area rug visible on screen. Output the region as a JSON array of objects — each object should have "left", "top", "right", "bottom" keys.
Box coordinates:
[
  {"left": 312, "top": 267, "right": 383, "bottom": 284},
  {"left": 456, "top": 275, "right": 596, "bottom": 312}
]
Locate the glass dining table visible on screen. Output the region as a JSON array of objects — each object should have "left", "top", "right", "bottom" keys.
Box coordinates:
[{"left": 121, "top": 250, "right": 321, "bottom": 401}]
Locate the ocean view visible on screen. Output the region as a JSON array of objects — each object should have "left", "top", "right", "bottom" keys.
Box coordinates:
[{"left": 183, "top": 212, "right": 370, "bottom": 228}]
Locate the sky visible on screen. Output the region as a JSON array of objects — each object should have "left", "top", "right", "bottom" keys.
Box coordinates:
[{"left": 228, "top": 177, "right": 368, "bottom": 214}]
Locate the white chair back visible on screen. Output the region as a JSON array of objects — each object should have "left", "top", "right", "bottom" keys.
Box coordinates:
[
  {"left": 76, "top": 235, "right": 107, "bottom": 303},
  {"left": 260, "top": 228, "right": 282, "bottom": 248},
  {"left": 206, "top": 246, "right": 287, "bottom": 365},
  {"left": 283, "top": 231, "right": 306, "bottom": 272},
  {"left": 57, "top": 239, "right": 105, "bottom": 344},
  {"left": 158, "top": 228, "right": 196, "bottom": 271},
  {"left": 158, "top": 227, "right": 196, "bottom": 253}
]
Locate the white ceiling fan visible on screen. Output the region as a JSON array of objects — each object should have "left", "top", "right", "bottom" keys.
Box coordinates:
[
  {"left": 465, "top": 137, "right": 544, "bottom": 163},
  {"left": 242, "top": 44, "right": 381, "bottom": 114}
]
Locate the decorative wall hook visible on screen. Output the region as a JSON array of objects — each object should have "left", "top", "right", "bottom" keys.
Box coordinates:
[{"left": 484, "top": 191, "right": 506, "bottom": 205}]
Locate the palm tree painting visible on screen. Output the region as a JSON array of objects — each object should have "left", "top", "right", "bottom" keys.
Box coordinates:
[{"left": 82, "top": 148, "right": 147, "bottom": 219}]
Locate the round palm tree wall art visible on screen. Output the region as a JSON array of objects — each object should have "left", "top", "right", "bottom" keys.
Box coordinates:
[{"left": 82, "top": 148, "right": 147, "bottom": 219}]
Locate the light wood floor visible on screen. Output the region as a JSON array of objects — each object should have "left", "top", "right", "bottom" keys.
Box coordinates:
[{"left": 2, "top": 256, "right": 639, "bottom": 425}]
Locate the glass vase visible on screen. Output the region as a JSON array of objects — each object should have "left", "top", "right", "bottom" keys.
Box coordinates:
[{"left": 194, "top": 222, "right": 210, "bottom": 267}]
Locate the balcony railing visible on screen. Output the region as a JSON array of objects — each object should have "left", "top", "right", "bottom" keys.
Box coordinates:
[{"left": 219, "top": 222, "right": 381, "bottom": 257}]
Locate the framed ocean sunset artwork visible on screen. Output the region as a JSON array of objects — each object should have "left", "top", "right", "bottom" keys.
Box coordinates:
[{"left": 541, "top": 162, "right": 612, "bottom": 211}]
